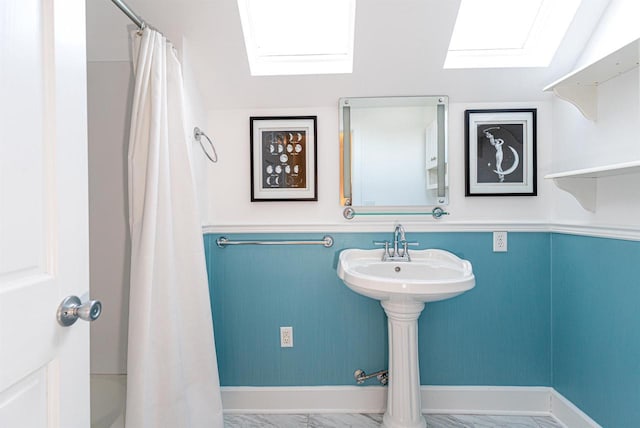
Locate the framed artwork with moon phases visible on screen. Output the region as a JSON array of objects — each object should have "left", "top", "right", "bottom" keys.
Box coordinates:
[
  {"left": 465, "top": 109, "right": 537, "bottom": 196},
  {"left": 250, "top": 116, "right": 317, "bottom": 201}
]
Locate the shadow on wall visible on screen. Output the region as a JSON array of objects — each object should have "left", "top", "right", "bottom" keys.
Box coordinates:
[
  {"left": 87, "top": 61, "right": 134, "bottom": 375},
  {"left": 91, "top": 374, "right": 127, "bottom": 428},
  {"left": 552, "top": 234, "right": 640, "bottom": 428}
]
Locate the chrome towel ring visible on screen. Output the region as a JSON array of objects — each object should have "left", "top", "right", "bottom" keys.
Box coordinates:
[{"left": 194, "top": 127, "right": 218, "bottom": 163}]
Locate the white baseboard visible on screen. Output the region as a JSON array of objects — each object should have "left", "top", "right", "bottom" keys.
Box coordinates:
[
  {"left": 221, "top": 386, "right": 387, "bottom": 414},
  {"left": 551, "top": 389, "right": 601, "bottom": 428},
  {"left": 221, "top": 386, "right": 599, "bottom": 427},
  {"left": 420, "top": 386, "right": 550, "bottom": 415}
]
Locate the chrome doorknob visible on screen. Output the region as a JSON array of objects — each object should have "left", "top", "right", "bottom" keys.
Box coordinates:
[{"left": 57, "top": 295, "right": 102, "bottom": 327}]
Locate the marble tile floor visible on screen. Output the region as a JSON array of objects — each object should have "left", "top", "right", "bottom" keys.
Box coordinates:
[{"left": 224, "top": 413, "right": 565, "bottom": 427}]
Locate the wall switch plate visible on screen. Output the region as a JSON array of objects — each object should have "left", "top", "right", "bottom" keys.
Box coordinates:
[
  {"left": 280, "top": 326, "right": 293, "bottom": 347},
  {"left": 493, "top": 231, "right": 508, "bottom": 252}
]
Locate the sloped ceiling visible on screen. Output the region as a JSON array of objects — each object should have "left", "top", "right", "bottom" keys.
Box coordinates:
[{"left": 86, "top": 0, "right": 611, "bottom": 109}]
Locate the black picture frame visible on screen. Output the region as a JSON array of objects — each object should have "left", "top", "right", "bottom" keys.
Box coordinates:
[
  {"left": 465, "top": 109, "right": 537, "bottom": 196},
  {"left": 250, "top": 116, "right": 318, "bottom": 201}
]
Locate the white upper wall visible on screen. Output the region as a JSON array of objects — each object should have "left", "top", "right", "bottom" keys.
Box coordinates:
[
  {"left": 203, "top": 101, "right": 554, "bottom": 231},
  {"left": 180, "top": 37, "right": 210, "bottom": 226},
  {"left": 86, "top": 0, "right": 609, "bottom": 108},
  {"left": 549, "top": 0, "right": 640, "bottom": 230},
  {"left": 574, "top": 0, "right": 640, "bottom": 69},
  {"left": 86, "top": 0, "right": 638, "bottom": 232}
]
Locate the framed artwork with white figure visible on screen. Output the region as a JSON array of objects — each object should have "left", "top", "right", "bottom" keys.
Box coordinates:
[{"left": 465, "top": 109, "right": 537, "bottom": 196}]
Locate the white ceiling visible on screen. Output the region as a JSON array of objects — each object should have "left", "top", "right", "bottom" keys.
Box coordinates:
[{"left": 86, "top": 0, "right": 611, "bottom": 110}]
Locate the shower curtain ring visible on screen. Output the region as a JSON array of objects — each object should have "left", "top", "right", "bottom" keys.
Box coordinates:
[
  {"left": 136, "top": 21, "right": 147, "bottom": 36},
  {"left": 194, "top": 127, "right": 218, "bottom": 163}
]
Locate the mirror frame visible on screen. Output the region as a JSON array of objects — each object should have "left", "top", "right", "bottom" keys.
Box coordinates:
[{"left": 340, "top": 96, "right": 449, "bottom": 209}]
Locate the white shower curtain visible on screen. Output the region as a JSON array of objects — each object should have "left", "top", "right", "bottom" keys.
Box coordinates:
[{"left": 125, "top": 28, "right": 223, "bottom": 428}]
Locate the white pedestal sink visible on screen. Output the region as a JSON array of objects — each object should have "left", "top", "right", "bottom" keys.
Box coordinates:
[{"left": 338, "top": 248, "right": 475, "bottom": 428}]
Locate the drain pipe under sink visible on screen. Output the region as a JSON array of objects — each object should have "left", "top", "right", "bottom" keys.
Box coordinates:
[{"left": 354, "top": 368, "right": 388, "bottom": 385}]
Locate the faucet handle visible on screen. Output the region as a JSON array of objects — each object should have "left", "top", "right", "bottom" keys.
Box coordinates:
[
  {"left": 373, "top": 240, "right": 391, "bottom": 260},
  {"left": 403, "top": 240, "right": 418, "bottom": 249},
  {"left": 400, "top": 241, "right": 419, "bottom": 261},
  {"left": 402, "top": 240, "right": 419, "bottom": 252}
]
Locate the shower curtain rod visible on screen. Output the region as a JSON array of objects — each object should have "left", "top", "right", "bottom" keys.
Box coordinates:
[{"left": 110, "top": 0, "right": 146, "bottom": 29}]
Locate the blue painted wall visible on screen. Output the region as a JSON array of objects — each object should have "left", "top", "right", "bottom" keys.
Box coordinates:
[
  {"left": 203, "top": 231, "right": 640, "bottom": 424},
  {"left": 551, "top": 234, "right": 640, "bottom": 428},
  {"left": 204, "top": 232, "right": 551, "bottom": 387}
]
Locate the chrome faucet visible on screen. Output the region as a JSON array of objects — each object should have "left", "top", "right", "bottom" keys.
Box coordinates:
[
  {"left": 393, "top": 224, "right": 406, "bottom": 258},
  {"left": 374, "top": 224, "right": 418, "bottom": 261}
]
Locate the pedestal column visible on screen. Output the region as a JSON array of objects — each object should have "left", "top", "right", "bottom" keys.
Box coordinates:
[{"left": 380, "top": 300, "right": 426, "bottom": 428}]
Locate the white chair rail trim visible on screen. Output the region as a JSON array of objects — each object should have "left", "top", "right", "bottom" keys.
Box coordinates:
[{"left": 203, "top": 222, "right": 640, "bottom": 242}]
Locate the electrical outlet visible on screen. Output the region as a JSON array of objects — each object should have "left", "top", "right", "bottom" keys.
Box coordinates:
[
  {"left": 280, "top": 326, "right": 293, "bottom": 348},
  {"left": 493, "top": 231, "right": 508, "bottom": 252}
]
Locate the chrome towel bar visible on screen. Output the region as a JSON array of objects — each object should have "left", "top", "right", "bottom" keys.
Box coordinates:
[{"left": 216, "top": 235, "right": 334, "bottom": 248}]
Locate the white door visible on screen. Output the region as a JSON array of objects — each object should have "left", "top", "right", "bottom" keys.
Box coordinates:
[{"left": 0, "top": 0, "right": 91, "bottom": 427}]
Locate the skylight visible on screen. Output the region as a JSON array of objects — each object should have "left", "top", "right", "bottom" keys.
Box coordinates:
[
  {"left": 237, "top": 0, "right": 356, "bottom": 76},
  {"left": 444, "top": 0, "right": 582, "bottom": 69}
]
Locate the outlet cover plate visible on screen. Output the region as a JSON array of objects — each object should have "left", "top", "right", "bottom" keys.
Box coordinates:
[
  {"left": 280, "top": 326, "right": 293, "bottom": 347},
  {"left": 493, "top": 231, "right": 508, "bottom": 252}
]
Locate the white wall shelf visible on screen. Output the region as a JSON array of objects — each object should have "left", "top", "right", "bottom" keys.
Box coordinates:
[
  {"left": 543, "top": 38, "right": 639, "bottom": 121},
  {"left": 545, "top": 161, "right": 640, "bottom": 212}
]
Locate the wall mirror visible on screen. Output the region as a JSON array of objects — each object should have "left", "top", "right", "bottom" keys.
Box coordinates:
[{"left": 340, "top": 96, "right": 449, "bottom": 211}]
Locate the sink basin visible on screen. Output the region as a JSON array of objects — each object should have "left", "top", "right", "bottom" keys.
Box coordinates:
[{"left": 338, "top": 248, "right": 475, "bottom": 303}]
